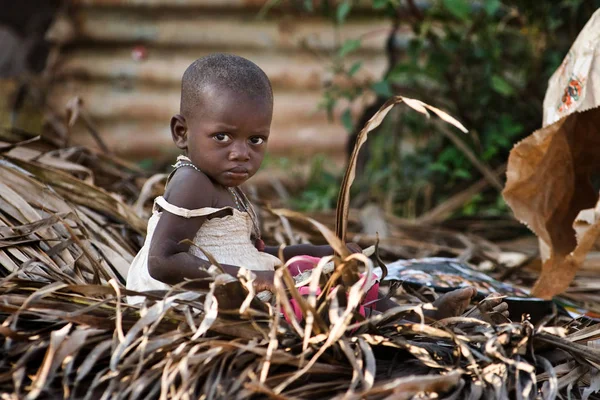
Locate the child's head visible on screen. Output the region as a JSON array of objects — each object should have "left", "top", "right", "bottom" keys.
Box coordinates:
[{"left": 171, "top": 54, "right": 273, "bottom": 187}]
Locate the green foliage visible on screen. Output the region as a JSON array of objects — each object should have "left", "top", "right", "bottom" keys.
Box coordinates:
[
  {"left": 291, "top": 155, "right": 340, "bottom": 211},
  {"left": 261, "top": 1, "right": 599, "bottom": 217},
  {"left": 294, "top": 0, "right": 600, "bottom": 217},
  {"left": 341, "top": 109, "right": 354, "bottom": 133},
  {"left": 338, "top": 38, "right": 362, "bottom": 58},
  {"left": 260, "top": 153, "right": 293, "bottom": 171},
  {"left": 442, "top": 0, "right": 470, "bottom": 20},
  {"left": 336, "top": 1, "right": 352, "bottom": 23},
  {"left": 490, "top": 75, "right": 515, "bottom": 97},
  {"left": 483, "top": 0, "right": 501, "bottom": 16},
  {"left": 373, "top": 0, "right": 391, "bottom": 9},
  {"left": 348, "top": 61, "right": 362, "bottom": 76},
  {"left": 371, "top": 80, "right": 393, "bottom": 97}
]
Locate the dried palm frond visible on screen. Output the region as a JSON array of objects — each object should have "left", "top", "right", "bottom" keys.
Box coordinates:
[
  {"left": 262, "top": 207, "right": 503, "bottom": 264},
  {"left": 0, "top": 259, "right": 597, "bottom": 399},
  {"left": 335, "top": 96, "right": 468, "bottom": 242},
  {"left": 0, "top": 129, "right": 143, "bottom": 286},
  {"left": 0, "top": 104, "right": 598, "bottom": 400}
]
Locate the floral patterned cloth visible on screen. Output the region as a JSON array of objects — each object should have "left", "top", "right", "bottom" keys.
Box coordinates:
[{"left": 543, "top": 8, "right": 600, "bottom": 126}]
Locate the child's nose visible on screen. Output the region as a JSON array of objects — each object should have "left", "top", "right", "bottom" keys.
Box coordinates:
[{"left": 229, "top": 142, "right": 250, "bottom": 161}]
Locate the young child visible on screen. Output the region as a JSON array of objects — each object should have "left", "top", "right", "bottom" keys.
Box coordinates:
[{"left": 126, "top": 54, "right": 497, "bottom": 320}]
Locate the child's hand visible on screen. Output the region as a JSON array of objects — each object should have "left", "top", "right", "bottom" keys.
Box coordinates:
[
  {"left": 346, "top": 242, "right": 362, "bottom": 254},
  {"left": 253, "top": 270, "right": 275, "bottom": 292}
]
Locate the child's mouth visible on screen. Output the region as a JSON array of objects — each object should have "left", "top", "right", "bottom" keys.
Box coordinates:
[{"left": 225, "top": 167, "right": 249, "bottom": 180}]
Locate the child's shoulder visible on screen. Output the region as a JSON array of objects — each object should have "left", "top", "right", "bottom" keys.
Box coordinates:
[{"left": 163, "top": 168, "right": 218, "bottom": 210}]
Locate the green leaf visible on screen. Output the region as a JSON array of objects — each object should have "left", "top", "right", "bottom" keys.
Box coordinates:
[
  {"left": 387, "top": 64, "right": 417, "bottom": 81},
  {"left": 443, "top": 0, "right": 470, "bottom": 20},
  {"left": 462, "top": 193, "right": 483, "bottom": 216},
  {"left": 438, "top": 146, "right": 460, "bottom": 163},
  {"left": 482, "top": 147, "right": 498, "bottom": 161},
  {"left": 341, "top": 108, "right": 353, "bottom": 132},
  {"left": 494, "top": 194, "right": 508, "bottom": 212},
  {"left": 319, "top": 93, "right": 336, "bottom": 121},
  {"left": 137, "top": 159, "right": 155, "bottom": 170},
  {"left": 337, "top": 1, "right": 352, "bottom": 23},
  {"left": 303, "top": 0, "right": 314, "bottom": 12},
  {"left": 373, "top": 0, "right": 388, "bottom": 9},
  {"left": 483, "top": 0, "right": 501, "bottom": 16},
  {"left": 453, "top": 168, "right": 472, "bottom": 180},
  {"left": 371, "top": 80, "right": 392, "bottom": 97},
  {"left": 462, "top": 202, "right": 477, "bottom": 216},
  {"left": 491, "top": 74, "right": 515, "bottom": 96},
  {"left": 348, "top": 61, "right": 362, "bottom": 77},
  {"left": 498, "top": 115, "right": 523, "bottom": 137},
  {"left": 339, "top": 39, "right": 361, "bottom": 57},
  {"left": 429, "top": 162, "right": 449, "bottom": 174}
]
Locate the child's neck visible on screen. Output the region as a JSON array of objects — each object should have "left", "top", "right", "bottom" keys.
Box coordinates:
[{"left": 174, "top": 154, "right": 264, "bottom": 249}]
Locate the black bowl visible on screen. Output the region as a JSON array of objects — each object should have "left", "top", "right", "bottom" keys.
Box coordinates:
[{"left": 503, "top": 297, "right": 567, "bottom": 324}]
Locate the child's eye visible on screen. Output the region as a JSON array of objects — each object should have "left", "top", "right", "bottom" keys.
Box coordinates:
[
  {"left": 249, "top": 137, "right": 265, "bottom": 145},
  {"left": 213, "top": 133, "right": 231, "bottom": 143}
]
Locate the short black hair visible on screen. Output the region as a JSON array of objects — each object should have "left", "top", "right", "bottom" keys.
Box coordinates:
[{"left": 180, "top": 53, "right": 273, "bottom": 118}]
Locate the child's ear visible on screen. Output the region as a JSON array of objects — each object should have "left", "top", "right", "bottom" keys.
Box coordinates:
[{"left": 170, "top": 114, "right": 188, "bottom": 150}]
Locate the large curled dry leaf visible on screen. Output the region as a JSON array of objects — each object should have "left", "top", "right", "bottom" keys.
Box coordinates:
[
  {"left": 335, "top": 96, "right": 467, "bottom": 242},
  {"left": 503, "top": 9, "right": 600, "bottom": 298},
  {"left": 531, "top": 192, "right": 600, "bottom": 298},
  {"left": 504, "top": 110, "right": 600, "bottom": 299}
]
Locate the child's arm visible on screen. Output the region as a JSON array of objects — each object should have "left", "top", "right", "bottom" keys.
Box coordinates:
[
  {"left": 263, "top": 242, "right": 362, "bottom": 261},
  {"left": 262, "top": 244, "right": 332, "bottom": 260},
  {"left": 148, "top": 169, "right": 274, "bottom": 290}
]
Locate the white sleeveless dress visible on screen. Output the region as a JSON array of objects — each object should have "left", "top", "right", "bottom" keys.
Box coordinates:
[{"left": 126, "top": 195, "right": 281, "bottom": 304}]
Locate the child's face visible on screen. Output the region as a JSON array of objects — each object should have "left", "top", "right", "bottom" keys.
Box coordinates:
[{"left": 173, "top": 87, "right": 272, "bottom": 187}]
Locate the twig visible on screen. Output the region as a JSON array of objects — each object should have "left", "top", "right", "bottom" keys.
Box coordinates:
[
  {"left": 79, "top": 110, "right": 112, "bottom": 155},
  {"left": 436, "top": 123, "right": 505, "bottom": 192},
  {"left": 498, "top": 251, "right": 539, "bottom": 281},
  {"left": 417, "top": 164, "right": 506, "bottom": 223},
  {"left": 405, "top": 0, "right": 424, "bottom": 21}
]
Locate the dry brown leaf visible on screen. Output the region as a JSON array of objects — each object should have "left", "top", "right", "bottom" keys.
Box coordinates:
[
  {"left": 503, "top": 10, "right": 600, "bottom": 298},
  {"left": 532, "top": 196, "right": 600, "bottom": 298},
  {"left": 7, "top": 156, "right": 146, "bottom": 234},
  {"left": 335, "top": 96, "right": 467, "bottom": 242}
]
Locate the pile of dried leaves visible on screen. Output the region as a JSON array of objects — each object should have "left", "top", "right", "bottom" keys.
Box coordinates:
[{"left": 0, "top": 99, "right": 599, "bottom": 399}]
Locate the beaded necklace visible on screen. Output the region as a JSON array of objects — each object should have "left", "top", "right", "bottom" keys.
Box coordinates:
[{"left": 172, "top": 156, "right": 265, "bottom": 251}]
